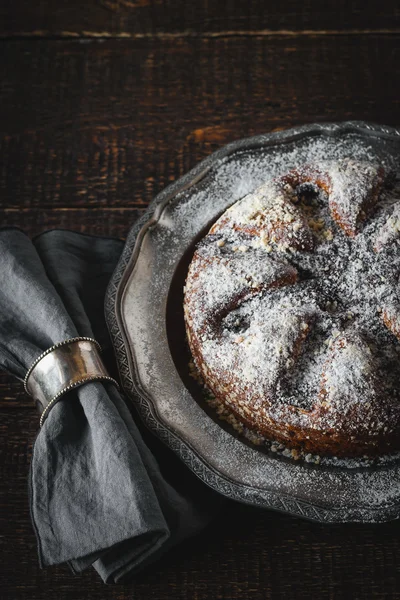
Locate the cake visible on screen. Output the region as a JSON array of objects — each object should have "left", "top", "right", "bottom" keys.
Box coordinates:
[{"left": 183, "top": 158, "right": 400, "bottom": 458}]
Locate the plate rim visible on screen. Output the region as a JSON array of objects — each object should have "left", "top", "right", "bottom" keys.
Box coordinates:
[{"left": 105, "top": 120, "right": 400, "bottom": 523}]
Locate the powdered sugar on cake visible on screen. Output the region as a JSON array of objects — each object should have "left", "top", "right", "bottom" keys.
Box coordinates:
[{"left": 183, "top": 155, "right": 400, "bottom": 458}]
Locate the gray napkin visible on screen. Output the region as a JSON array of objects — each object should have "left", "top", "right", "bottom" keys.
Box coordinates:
[{"left": 0, "top": 228, "right": 220, "bottom": 583}]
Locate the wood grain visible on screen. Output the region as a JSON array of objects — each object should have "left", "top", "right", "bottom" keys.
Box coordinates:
[
  {"left": 2, "top": 407, "right": 400, "bottom": 599},
  {"left": 0, "top": 35, "right": 399, "bottom": 213},
  {"left": 1, "top": 0, "right": 399, "bottom": 38},
  {"left": 0, "top": 207, "right": 143, "bottom": 238},
  {"left": 1, "top": 0, "right": 400, "bottom": 597}
]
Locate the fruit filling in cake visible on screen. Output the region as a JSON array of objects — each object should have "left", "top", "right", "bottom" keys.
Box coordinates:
[{"left": 183, "top": 158, "right": 400, "bottom": 458}]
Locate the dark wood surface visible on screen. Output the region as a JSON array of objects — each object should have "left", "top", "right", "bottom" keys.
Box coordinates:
[
  {"left": 1, "top": 0, "right": 399, "bottom": 37},
  {"left": 1, "top": 2, "right": 400, "bottom": 598}
]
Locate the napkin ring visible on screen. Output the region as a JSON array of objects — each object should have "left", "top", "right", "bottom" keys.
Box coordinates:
[{"left": 24, "top": 337, "right": 119, "bottom": 427}]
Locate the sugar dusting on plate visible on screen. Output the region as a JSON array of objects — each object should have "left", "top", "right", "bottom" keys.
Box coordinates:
[
  {"left": 124, "top": 128, "right": 400, "bottom": 520},
  {"left": 181, "top": 132, "right": 400, "bottom": 463}
]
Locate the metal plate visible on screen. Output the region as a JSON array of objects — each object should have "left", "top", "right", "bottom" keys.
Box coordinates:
[{"left": 106, "top": 121, "right": 400, "bottom": 523}]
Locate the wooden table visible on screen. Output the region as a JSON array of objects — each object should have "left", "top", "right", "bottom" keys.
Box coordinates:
[{"left": 1, "top": 2, "right": 400, "bottom": 598}]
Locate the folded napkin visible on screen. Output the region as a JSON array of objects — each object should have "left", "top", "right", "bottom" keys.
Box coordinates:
[{"left": 0, "top": 228, "right": 221, "bottom": 583}]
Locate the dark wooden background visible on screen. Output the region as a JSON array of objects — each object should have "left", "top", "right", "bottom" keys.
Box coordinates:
[{"left": 1, "top": 2, "right": 400, "bottom": 598}]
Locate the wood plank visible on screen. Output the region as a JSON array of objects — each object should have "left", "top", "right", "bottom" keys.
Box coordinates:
[
  {"left": 0, "top": 207, "right": 143, "bottom": 237},
  {"left": 0, "top": 36, "right": 399, "bottom": 211},
  {"left": 0, "top": 372, "right": 29, "bottom": 408},
  {"left": 1, "top": 5, "right": 400, "bottom": 596},
  {"left": 1, "top": 0, "right": 399, "bottom": 37},
  {"left": 1, "top": 405, "right": 400, "bottom": 599}
]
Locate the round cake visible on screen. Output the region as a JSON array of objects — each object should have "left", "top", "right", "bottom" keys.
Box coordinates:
[{"left": 183, "top": 158, "right": 400, "bottom": 458}]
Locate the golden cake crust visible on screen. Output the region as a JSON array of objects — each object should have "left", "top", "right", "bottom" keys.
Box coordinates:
[{"left": 183, "top": 158, "right": 400, "bottom": 458}]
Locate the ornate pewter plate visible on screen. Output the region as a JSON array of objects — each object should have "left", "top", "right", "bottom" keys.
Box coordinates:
[{"left": 106, "top": 122, "right": 400, "bottom": 523}]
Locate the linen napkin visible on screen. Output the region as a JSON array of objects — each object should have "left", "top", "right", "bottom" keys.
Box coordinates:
[{"left": 0, "top": 227, "right": 221, "bottom": 583}]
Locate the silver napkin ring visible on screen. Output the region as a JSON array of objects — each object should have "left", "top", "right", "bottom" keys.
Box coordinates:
[{"left": 24, "top": 337, "right": 119, "bottom": 427}]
